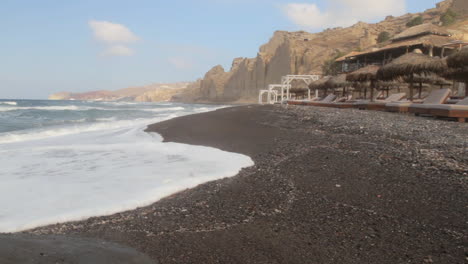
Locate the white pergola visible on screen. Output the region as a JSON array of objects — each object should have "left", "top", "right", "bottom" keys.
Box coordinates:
[
  {"left": 280, "top": 75, "right": 321, "bottom": 103},
  {"left": 259, "top": 84, "right": 283, "bottom": 104}
]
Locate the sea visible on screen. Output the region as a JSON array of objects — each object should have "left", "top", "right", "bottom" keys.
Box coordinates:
[{"left": 0, "top": 99, "right": 253, "bottom": 233}]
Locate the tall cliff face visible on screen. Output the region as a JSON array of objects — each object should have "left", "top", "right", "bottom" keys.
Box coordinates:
[{"left": 183, "top": 0, "right": 466, "bottom": 103}]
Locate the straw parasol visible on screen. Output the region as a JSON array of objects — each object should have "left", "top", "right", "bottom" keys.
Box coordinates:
[
  {"left": 377, "top": 53, "right": 447, "bottom": 80},
  {"left": 401, "top": 73, "right": 451, "bottom": 98},
  {"left": 447, "top": 46, "right": 468, "bottom": 69},
  {"left": 446, "top": 47, "right": 468, "bottom": 95},
  {"left": 346, "top": 65, "right": 381, "bottom": 100},
  {"left": 325, "top": 74, "right": 351, "bottom": 97},
  {"left": 377, "top": 51, "right": 448, "bottom": 100},
  {"left": 289, "top": 87, "right": 309, "bottom": 98},
  {"left": 346, "top": 65, "right": 380, "bottom": 82},
  {"left": 326, "top": 74, "right": 349, "bottom": 88},
  {"left": 309, "top": 76, "right": 331, "bottom": 92}
]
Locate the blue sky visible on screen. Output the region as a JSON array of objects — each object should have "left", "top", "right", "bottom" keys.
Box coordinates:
[{"left": 0, "top": 0, "right": 439, "bottom": 99}]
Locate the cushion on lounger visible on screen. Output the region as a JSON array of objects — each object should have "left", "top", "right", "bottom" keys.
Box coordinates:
[
  {"left": 383, "top": 93, "right": 406, "bottom": 102},
  {"left": 429, "top": 104, "right": 468, "bottom": 111},
  {"left": 410, "top": 104, "right": 437, "bottom": 109},
  {"left": 386, "top": 101, "right": 413, "bottom": 107},
  {"left": 321, "top": 94, "right": 337, "bottom": 103},
  {"left": 423, "top": 89, "right": 451, "bottom": 104},
  {"left": 456, "top": 97, "right": 468, "bottom": 105}
]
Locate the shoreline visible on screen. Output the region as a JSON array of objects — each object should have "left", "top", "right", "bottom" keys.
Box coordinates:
[
  {"left": 0, "top": 103, "right": 248, "bottom": 234},
  {"left": 2, "top": 105, "right": 467, "bottom": 263}
]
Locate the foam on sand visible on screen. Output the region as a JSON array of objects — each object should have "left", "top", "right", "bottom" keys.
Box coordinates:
[
  {"left": 0, "top": 103, "right": 252, "bottom": 233},
  {"left": 0, "top": 121, "right": 253, "bottom": 233}
]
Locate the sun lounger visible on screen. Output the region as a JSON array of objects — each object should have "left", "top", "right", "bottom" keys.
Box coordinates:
[
  {"left": 428, "top": 97, "right": 468, "bottom": 122},
  {"left": 287, "top": 94, "right": 336, "bottom": 106},
  {"left": 407, "top": 89, "right": 452, "bottom": 115},
  {"left": 355, "top": 93, "right": 406, "bottom": 111},
  {"left": 328, "top": 96, "right": 356, "bottom": 109},
  {"left": 303, "top": 94, "right": 337, "bottom": 107},
  {"left": 318, "top": 96, "right": 348, "bottom": 108},
  {"left": 386, "top": 89, "right": 451, "bottom": 113}
]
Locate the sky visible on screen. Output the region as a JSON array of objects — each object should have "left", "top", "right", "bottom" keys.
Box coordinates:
[{"left": 0, "top": 0, "right": 440, "bottom": 99}]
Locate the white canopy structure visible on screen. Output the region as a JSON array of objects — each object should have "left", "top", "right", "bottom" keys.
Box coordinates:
[
  {"left": 258, "top": 89, "right": 276, "bottom": 104},
  {"left": 259, "top": 74, "right": 321, "bottom": 105},
  {"left": 258, "top": 85, "right": 283, "bottom": 104},
  {"left": 280, "top": 75, "right": 321, "bottom": 103}
]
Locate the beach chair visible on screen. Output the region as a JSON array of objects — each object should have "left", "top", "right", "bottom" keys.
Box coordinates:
[
  {"left": 407, "top": 89, "right": 452, "bottom": 115},
  {"left": 428, "top": 97, "right": 468, "bottom": 122},
  {"left": 355, "top": 93, "right": 406, "bottom": 111},
  {"left": 286, "top": 96, "right": 320, "bottom": 105},
  {"left": 302, "top": 94, "right": 337, "bottom": 106},
  {"left": 330, "top": 95, "right": 357, "bottom": 109},
  {"left": 287, "top": 94, "right": 336, "bottom": 106},
  {"left": 386, "top": 89, "right": 451, "bottom": 113}
]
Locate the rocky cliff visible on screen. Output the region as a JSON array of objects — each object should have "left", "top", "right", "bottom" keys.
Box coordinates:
[
  {"left": 49, "top": 82, "right": 191, "bottom": 102},
  {"left": 180, "top": 0, "right": 467, "bottom": 103}
]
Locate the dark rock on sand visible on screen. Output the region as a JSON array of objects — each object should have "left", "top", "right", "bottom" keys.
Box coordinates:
[
  {"left": 22, "top": 105, "right": 468, "bottom": 263},
  {"left": 0, "top": 234, "right": 155, "bottom": 264}
]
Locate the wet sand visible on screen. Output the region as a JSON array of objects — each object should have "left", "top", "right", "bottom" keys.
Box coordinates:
[{"left": 4, "top": 105, "right": 468, "bottom": 263}]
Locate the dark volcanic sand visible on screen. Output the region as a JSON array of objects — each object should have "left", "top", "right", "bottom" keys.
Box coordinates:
[
  {"left": 0, "top": 234, "right": 154, "bottom": 264},
  {"left": 13, "top": 105, "right": 468, "bottom": 263}
]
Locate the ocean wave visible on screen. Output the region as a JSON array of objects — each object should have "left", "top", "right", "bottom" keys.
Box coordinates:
[
  {"left": 0, "top": 105, "right": 81, "bottom": 112},
  {"left": 0, "top": 106, "right": 253, "bottom": 232},
  {"left": 0, "top": 101, "right": 17, "bottom": 106},
  {"left": 0, "top": 119, "right": 147, "bottom": 144},
  {"left": 141, "top": 107, "right": 185, "bottom": 112}
]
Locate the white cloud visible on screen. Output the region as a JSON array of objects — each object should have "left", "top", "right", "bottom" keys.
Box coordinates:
[
  {"left": 88, "top": 20, "right": 139, "bottom": 57},
  {"left": 168, "top": 57, "right": 194, "bottom": 70},
  {"left": 283, "top": 0, "right": 406, "bottom": 30},
  {"left": 102, "top": 45, "right": 134, "bottom": 56},
  {"left": 88, "top": 20, "right": 139, "bottom": 44}
]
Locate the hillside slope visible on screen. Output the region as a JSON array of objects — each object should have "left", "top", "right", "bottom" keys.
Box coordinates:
[
  {"left": 180, "top": 0, "right": 467, "bottom": 103},
  {"left": 49, "top": 82, "right": 191, "bottom": 102}
]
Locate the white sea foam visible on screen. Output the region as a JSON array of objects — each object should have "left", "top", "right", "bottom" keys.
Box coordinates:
[
  {"left": 0, "top": 117, "right": 162, "bottom": 144},
  {"left": 0, "top": 105, "right": 81, "bottom": 112},
  {"left": 0, "top": 105, "right": 185, "bottom": 113},
  {"left": 141, "top": 107, "right": 185, "bottom": 112},
  {"left": 0, "top": 104, "right": 253, "bottom": 233},
  {"left": 0, "top": 101, "right": 17, "bottom": 106}
]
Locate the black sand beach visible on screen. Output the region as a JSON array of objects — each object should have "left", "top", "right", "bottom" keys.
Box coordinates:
[{"left": 4, "top": 105, "right": 467, "bottom": 263}]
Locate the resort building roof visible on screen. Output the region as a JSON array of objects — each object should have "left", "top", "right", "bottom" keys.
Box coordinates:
[{"left": 335, "top": 24, "right": 458, "bottom": 73}]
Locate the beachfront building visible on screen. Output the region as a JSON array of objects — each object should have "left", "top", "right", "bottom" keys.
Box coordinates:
[
  {"left": 335, "top": 23, "right": 468, "bottom": 98},
  {"left": 336, "top": 23, "right": 459, "bottom": 73}
]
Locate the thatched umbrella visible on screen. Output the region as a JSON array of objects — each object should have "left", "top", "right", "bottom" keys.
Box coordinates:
[
  {"left": 289, "top": 87, "right": 309, "bottom": 99},
  {"left": 325, "top": 74, "right": 351, "bottom": 97},
  {"left": 447, "top": 46, "right": 468, "bottom": 69},
  {"left": 346, "top": 65, "right": 380, "bottom": 82},
  {"left": 346, "top": 65, "right": 380, "bottom": 101},
  {"left": 446, "top": 47, "right": 468, "bottom": 96},
  {"left": 309, "top": 76, "right": 331, "bottom": 96},
  {"left": 402, "top": 73, "right": 450, "bottom": 98},
  {"left": 443, "top": 69, "right": 467, "bottom": 82},
  {"left": 376, "top": 81, "right": 402, "bottom": 97},
  {"left": 377, "top": 52, "right": 448, "bottom": 101}
]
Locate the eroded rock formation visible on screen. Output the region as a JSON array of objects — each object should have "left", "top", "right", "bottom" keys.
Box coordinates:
[{"left": 180, "top": 0, "right": 466, "bottom": 103}]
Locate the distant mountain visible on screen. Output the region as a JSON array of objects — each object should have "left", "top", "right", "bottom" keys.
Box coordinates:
[
  {"left": 49, "top": 82, "right": 191, "bottom": 102},
  {"left": 177, "top": 0, "right": 468, "bottom": 103}
]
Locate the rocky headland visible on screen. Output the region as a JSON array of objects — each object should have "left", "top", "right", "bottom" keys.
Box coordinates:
[
  {"left": 48, "top": 82, "right": 192, "bottom": 102},
  {"left": 180, "top": 0, "right": 468, "bottom": 103}
]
